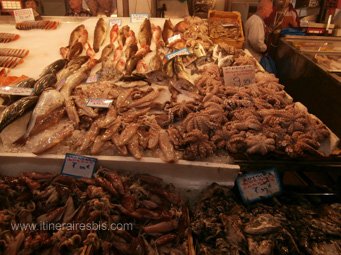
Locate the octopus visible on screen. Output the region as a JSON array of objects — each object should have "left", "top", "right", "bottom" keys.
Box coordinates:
[
  {"left": 203, "top": 101, "right": 227, "bottom": 125},
  {"left": 245, "top": 134, "right": 276, "bottom": 156},
  {"left": 182, "top": 112, "right": 218, "bottom": 133},
  {"left": 165, "top": 100, "right": 199, "bottom": 121},
  {"left": 182, "top": 129, "right": 216, "bottom": 160}
]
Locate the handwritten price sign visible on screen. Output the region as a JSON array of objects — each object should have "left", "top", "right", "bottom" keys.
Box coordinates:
[
  {"left": 61, "top": 153, "right": 97, "bottom": 178},
  {"left": 109, "top": 18, "right": 122, "bottom": 27},
  {"left": 223, "top": 65, "right": 255, "bottom": 87},
  {"left": 14, "top": 8, "right": 35, "bottom": 23},
  {"left": 236, "top": 168, "right": 282, "bottom": 204},
  {"left": 130, "top": 13, "right": 149, "bottom": 23}
]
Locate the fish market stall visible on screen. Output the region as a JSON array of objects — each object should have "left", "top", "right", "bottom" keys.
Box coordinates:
[{"left": 0, "top": 14, "right": 340, "bottom": 255}]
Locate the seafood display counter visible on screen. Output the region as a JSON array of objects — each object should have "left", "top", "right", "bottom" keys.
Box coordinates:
[
  {"left": 274, "top": 35, "right": 341, "bottom": 139},
  {"left": 0, "top": 16, "right": 340, "bottom": 255}
]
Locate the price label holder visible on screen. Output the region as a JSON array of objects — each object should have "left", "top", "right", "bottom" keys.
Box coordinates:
[
  {"left": 13, "top": 8, "right": 35, "bottom": 23},
  {"left": 223, "top": 65, "right": 255, "bottom": 87},
  {"left": 165, "top": 48, "right": 190, "bottom": 61},
  {"left": 236, "top": 168, "right": 282, "bottom": 204},
  {"left": 109, "top": 18, "right": 122, "bottom": 27},
  {"left": 167, "top": 34, "right": 181, "bottom": 45},
  {"left": 86, "top": 98, "right": 113, "bottom": 108},
  {"left": 61, "top": 153, "right": 97, "bottom": 178},
  {"left": 86, "top": 74, "right": 98, "bottom": 84},
  {"left": 0, "top": 86, "right": 33, "bottom": 96},
  {"left": 130, "top": 13, "right": 149, "bottom": 23}
]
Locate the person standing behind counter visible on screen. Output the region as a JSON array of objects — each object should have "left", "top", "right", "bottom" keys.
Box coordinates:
[
  {"left": 66, "top": 0, "right": 92, "bottom": 16},
  {"left": 244, "top": 0, "right": 273, "bottom": 61}
]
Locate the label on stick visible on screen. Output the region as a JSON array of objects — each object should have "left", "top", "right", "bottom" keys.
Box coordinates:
[
  {"left": 14, "top": 8, "right": 35, "bottom": 23},
  {"left": 165, "top": 48, "right": 190, "bottom": 60},
  {"left": 130, "top": 13, "right": 149, "bottom": 23},
  {"left": 0, "top": 86, "right": 33, "bottom": 96},
  {"left": 223, "top": 65, "right": 255, "bottom": 86},
  {"left": 61, "top": 153, "right": 97, "bottom": 178},
  {"left": 236, "top": 168, "right": 282, "bottom": 204},
  {"left": 109, "top": 18, "right": 122, "bottom": 27},
  {"left": 86, "top": 98, "right": 113, "bottom": 108}
]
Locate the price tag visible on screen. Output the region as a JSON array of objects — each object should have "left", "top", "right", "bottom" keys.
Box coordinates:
[
  {"left": 167, "top": 34, "right": 181, "bottom": 45},
  {"left": 165, "top": 48, "right": 190, "bottom": 61},
  {"left": 130, "top": 13, "right": 149, "bottom": 23},
  {"left": 236, "top": 168, "right": 282, "bottom": 204},
  {"left": 86, "top": 74, "right": 98, "bottom": 84},
  {"left": 86, "top": 98, "right": 113, "bottom": 108},
  {"left": 61, "top": 153, "right": 97, "bottom": 178},
  {"left": 0, "top": 86, "right": 33, "bottom": 96},
  {"left": 223, "top": 65, "right": 255, "bottom": 87},
  {"left": 13, "top": 8, "right": 35, "bottom": 23},
  {"left": 109, "top": 18, "right": 122, "bottom": 27}
]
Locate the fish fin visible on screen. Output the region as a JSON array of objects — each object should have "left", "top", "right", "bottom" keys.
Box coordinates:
[{"left": 13, "top": 135, "right": 28, "bottom": 146}]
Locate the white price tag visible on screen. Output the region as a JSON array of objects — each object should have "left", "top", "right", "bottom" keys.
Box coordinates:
[
  {"left": 109, "top": 18, "right": 122, "bottom": 27},
  {"left": 13, "top": 8, "right": 35, "bottom": 23},
  {"left": 61, "top": 153, "right": 97, "bottom": 178},
  {"left": 167, "top": 34, "right": 181, "bottom": 45},
  {"left": 223, "top": 65, "right": 255, "bottom": 87},
  {"left": 236, "top": 169, "right": 282, "bottom": 204},
  {"left": 0, "top": 86, "right": 33, "bottom": 96},
  {"left": 165, "top": 48, "right": 190, "bottom": 61},
  {"left": 86, "top": 74, "right": 98, "bottom": 84},
  {"left": 86, "top": 98, "right": 113, "bottom": 108},
  {"left": 130, "top": 13, "right": 149, "bottom": 23}
]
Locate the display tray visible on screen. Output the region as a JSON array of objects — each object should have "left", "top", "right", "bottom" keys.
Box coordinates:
[{"left": 0, "top": 152, "right": 240, "bottom": 191}]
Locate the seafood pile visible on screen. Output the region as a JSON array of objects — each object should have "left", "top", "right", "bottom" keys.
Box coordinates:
[
  {"left": 0, "top": 169, "right": 193, "bottom": 255},
  {"left": 208, "top": 11, "right": 243, "bottom": 42},
  {"left": 15, "top": 20, "right": 59, "bottom": 30},
  {"left": 192, "top": 183, "right": 341, "bottom": 255},
  {"left": 0, "top": 17, "right": 335, "bottom": 161},
  {"left": 0, "top": 48, "right": 29, "bottom": 69},
  {"left": 0, "top": 33, "right": 19, "bottom": 43}
]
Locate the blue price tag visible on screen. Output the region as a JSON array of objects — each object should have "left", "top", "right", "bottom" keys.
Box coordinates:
[
  {"left": 165, "top": 48, "right": 190, "bottom": 61},
  {"left": 236, "top": 168, "right": 282, "bottom": 204},
  {"left": 61, "top": 153, "right": 97, "bottom": 178}
]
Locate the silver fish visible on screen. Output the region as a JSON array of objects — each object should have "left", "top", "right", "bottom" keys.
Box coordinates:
[
  {"left": 0, "top": 96, "right": 38, "bottom": 132},
  {"left": 18, "top": 90, "right": 65, "bottom": 143},
  {"left": 60, "top": 64, "right": 92, "bottom": 98},
  {"left": 32, "top": 123, "right": 74, "bottom": 154}
]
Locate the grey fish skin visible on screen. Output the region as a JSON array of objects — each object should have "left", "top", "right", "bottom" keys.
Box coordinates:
[
  {"left": 125, "top": 43, "right": 138, "bottom": 60},
  {"left": 93, "top": 18, "right": 107, "bottom": 53},
  {"left": 39, "top": 59, "right": 68, "bottom": 78},
  {"left": 17, "top": 90, "right": 65, "bottom": 143},
  {"left": 60, "top": 65, "right": 91, "bottom": 98},
  {"left": 138, "top": 19, "right": 152, "bottom": 47},
  {"left": 67, "top": 56, "right": 89, "bottom": 67},
  {"left": 33, "top": 74, "right": 57, "bottom": 96},
  {"left": 0, "top": 96, "right": 38, "bottom": 132}
]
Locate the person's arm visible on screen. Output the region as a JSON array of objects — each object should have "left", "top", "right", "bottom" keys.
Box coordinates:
[{"left": 247, "top": 19, "right": 267, "bottom": 53}]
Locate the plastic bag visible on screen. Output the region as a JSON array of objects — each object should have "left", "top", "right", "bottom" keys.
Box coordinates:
[{"left": 260, "top": 53, "right": 278, "bottom": 75}]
